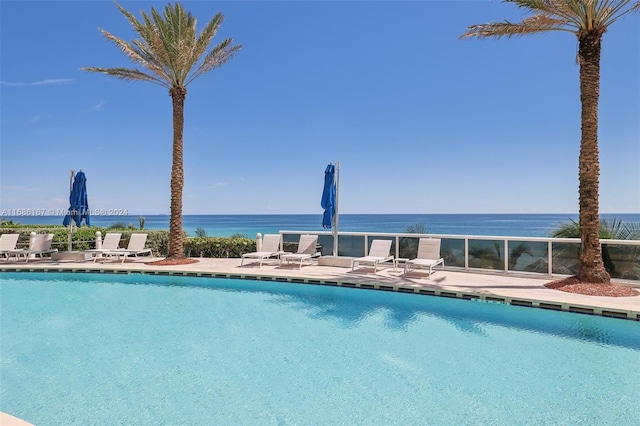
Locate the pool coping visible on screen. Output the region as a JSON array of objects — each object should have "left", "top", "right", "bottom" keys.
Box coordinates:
[{"left": 2, "top": 257, "right": 639, "bottom": 321}]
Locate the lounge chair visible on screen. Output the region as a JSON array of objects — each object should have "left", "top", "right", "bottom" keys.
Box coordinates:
[
  {"left": 9, "top": 233, "right": 58, "bottom": 263},
  {"left": 102, "top": 233, "right": 152, "bottom": 264},
  {"left": 240, "top": 234, "right": 284, "bottom": 267},
  {"left": 404, "top": 238, "right": 444, "bottom": 278},
  {"left": 351, "top": 239, "right": 394, "bottom": 272},
  {"left": 0, "top": 234, "right": 20, "bottom": 259},
  {"left": 83, "top": 232, "right": 122, "bottom": 262},
  {"left": 280, "top": 234, "right": 320, "bottom": 269}
]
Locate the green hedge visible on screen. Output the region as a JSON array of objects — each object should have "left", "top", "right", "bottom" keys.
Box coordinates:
[
  {"left": 184, "top": 237, "right": 256, "bottom": 258},
  {"left": 0, "top": 226, "right": 256, "bottom": 258}
]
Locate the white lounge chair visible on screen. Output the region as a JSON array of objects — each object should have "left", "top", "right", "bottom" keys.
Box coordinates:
[
  {"left": 9, "top": 233, "right": 58, "bottom": 263},
  {"left": 0, "top": 234, "right": 20, "bottom": 259},
  {"left": 280, "top": 234, "right": 320, "bottom": 269},
  {"left": 240, "top": 234, "right": 283, "bottom": 267},
  {"left": 352, "top": 239, "right": 394, "bottom": 272},
  {"left": 404, "top": 238, "right": 444, "bottom": 278},
  {"left": 83, "top": 232, "right": 122, "bottom": 262},
  {"left": 102, "top": 233, "right": 152, "bottom": 264}
]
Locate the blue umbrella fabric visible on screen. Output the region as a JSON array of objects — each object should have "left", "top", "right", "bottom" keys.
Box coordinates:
[
  {"left": 63, "top": 171, "right": 90, "bottom": 227},
  {"left": 321, "top": 164, "right": 336, "bottom": 229}
]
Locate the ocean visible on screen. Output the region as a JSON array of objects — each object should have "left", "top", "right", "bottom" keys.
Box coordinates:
[{"left": 2, "top": 213, "right": 639, "bottom": 238}]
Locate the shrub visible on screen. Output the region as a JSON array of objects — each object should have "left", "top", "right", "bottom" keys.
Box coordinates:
[
  {"left": 194, "top": 226, "right": 208, "bottom": 238},
  {"left": 184, "top": 237, "right": 255, "bottom": 258},
  {"left": 0, "top": 227, "right": 258, "bottom": 259}
]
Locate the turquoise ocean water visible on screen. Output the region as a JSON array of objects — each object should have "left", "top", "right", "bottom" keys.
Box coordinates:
[{"left": 3, "top": 213, "right": 639, "bottom": 238}]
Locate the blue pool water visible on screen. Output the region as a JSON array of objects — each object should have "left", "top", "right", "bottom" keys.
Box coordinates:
[{"left": 1, "top": 272, "right": 639, "bottom": 425}]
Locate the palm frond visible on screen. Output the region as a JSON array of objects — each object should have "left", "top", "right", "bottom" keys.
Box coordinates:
[
  {"left": 619, "top": 221, "right": 640, "bottom": 240},
  {"left": 460, "top": 13, "right": 569, "bottom": 39},
  {"left": 192, "top": 13, "right": 225, "bottom": 63},
  {"left": 112, "top": 3, "right": 171, "bottom": 80},
  {"left": 85, "top": 2, "right": 241, "bottom": 90},
  {"left": 550, "top": 217, "right": 640, "bottom": 239},
  {"left": 508, "top": 0, "right": 582, "bottom": 23},
  {"left": 551, "top": 218, "right": 581, "bottom": 238},
  {"left": 598, "top": 217, "right": 623, "bottom": 239},
  {"left": 186, "top": 39, "right": 242, "bottom": 85},
  {"left": 595, "top": 0, "right": 640, "bottom": 26},
  {"left": 152, "top": 3, "right": 197, "bottom": 85},
  {"left": 405, "top": 223, "right": 428, "bottom": 234},
  {"left": 463, "top": 0, "right": 639, "bottom": 39},
  {"left": 81, "top": 67, "right": 165, "bottom": 85}
]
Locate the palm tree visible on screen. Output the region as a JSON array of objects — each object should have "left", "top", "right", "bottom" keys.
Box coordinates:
[
  {"left": 460, "top": 0, "right": 638, "bottom": 283},
  {"left": 83, "top": 2, "right": 242, "bottom": 261}
]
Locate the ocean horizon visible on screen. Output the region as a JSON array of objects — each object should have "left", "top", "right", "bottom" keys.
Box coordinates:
[{"left": 2, "top": 213, "right": 639, "bottom": 239}]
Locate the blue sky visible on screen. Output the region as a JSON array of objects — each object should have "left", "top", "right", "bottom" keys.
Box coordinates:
[{"left": 1, "top": 1, "right": 638, "bottom": 215}]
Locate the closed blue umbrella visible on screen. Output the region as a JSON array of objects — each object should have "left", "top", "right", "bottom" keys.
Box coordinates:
[
  {"left": 63, "top": 170, "right": 90, "bottom": 228},
  {"left": 321, "top": 162, "right": 340, "bottom": 257},
  {"left": 321, "top": 164, "right": 335, "bottom": 229}
]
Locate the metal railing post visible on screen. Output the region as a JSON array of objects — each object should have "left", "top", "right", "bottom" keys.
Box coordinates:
[
  {"left": 548, "top": 240, "right": 553, "bottom": 277},
  {"left": 464, "top": 237, "right": 469, "bottom": 271},
  {"left": 504, "top": 239, "right": 509, "bottom": 273}
]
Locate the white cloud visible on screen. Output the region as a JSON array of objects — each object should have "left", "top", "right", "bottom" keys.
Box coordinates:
[
  {"left": 89, "top": 101, "right": 105, "bottom": 112},
  {"left": 0, "top": 79, "right": 74, "bottom": 86}
]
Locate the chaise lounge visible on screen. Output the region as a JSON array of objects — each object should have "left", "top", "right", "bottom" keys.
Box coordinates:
[
  {"left": 0, "top": 234, "right": 20, "bottom": 260},
  {"left": 240, "top": 234, "right": 284, "bottom": 267},
  {"left": 279, "top": 234, "right": 320, "bottom": 269},
  {"left": 83, "top": 232, "right": 122, "bottom": 262},
  {"left": 8, "top": 233, "right": 58, "bottom": 263},
  {"left": 102, "top": 233, "right": 152, "bottom": 264},
  {"left": 404, "top": 238, "right": 444, "bottom": 278},
  {"left": 351, "top": 239, "right": 394, "bottom": 273}
]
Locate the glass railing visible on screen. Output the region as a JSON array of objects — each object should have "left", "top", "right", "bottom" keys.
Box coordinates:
[{"left": 279, "top": 230, "right": 640, "bottom": 282}]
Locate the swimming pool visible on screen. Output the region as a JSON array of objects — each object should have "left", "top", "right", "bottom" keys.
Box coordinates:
[{"left": 1, "top": 272, "right": 639, "bottom": 425}]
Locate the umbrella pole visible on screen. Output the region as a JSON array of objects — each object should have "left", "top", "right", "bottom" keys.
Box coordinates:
[
  {"left": 333, "top": 161, "right": 339, "bottom": 257},
  {"left": 68, "top": 170, "right": 74, "bottom": 251}
]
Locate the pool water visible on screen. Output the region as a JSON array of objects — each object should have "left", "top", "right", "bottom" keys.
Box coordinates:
[{"left": 1, "top": 272, "right": 639, "bottom": 425}]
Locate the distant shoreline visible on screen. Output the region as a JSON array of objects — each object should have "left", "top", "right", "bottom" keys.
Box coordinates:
[{"left": 2, "top": 213, "right": 638, "bottom": 239}]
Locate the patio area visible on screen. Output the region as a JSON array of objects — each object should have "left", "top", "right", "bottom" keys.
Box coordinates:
[{"left": 2, "top": 255, "right": 639, "bottom": 320}]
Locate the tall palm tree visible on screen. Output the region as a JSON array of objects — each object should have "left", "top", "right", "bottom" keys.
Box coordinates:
[
  {"left": 83, "top": 2, "right": 242, "bottom": 261},
  {"left": 460, "top": 0, "right": 639, "bottom": 283}
]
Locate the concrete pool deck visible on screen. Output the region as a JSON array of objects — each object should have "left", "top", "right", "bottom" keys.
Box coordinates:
[
  {"left": 2, "top": 256, "right": 639, "bottom": 425},
  {"left": 1, "top": 255, "right": 639, "bottom": 320}
]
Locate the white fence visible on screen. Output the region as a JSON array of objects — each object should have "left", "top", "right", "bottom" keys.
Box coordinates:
[{"left": 280, "top": 230, "right": 640, "bottom": 283}]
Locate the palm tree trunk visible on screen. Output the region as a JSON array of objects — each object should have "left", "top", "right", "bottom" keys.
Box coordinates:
[
  {"left": 168, "top": 86, "right": 187, "bottom": 259},
  {"left": 577, "top": 29, "right": 610, "bottom": 283}
]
